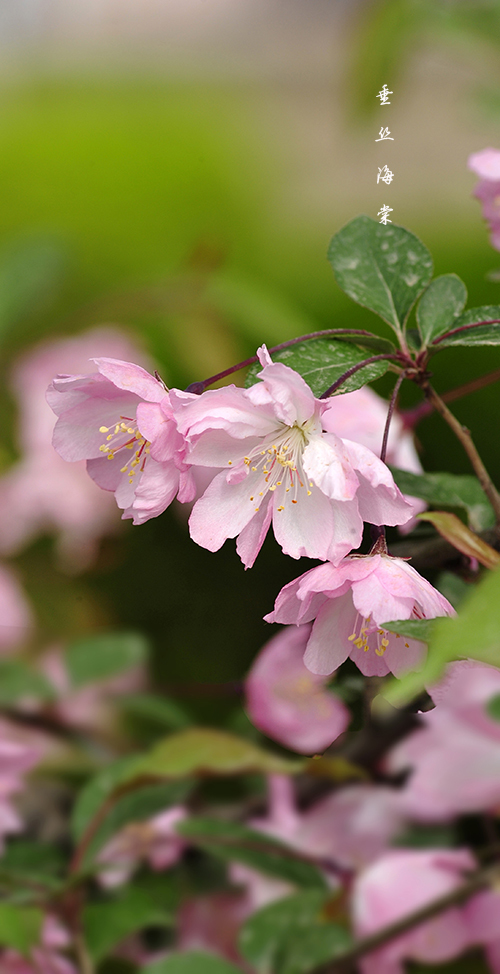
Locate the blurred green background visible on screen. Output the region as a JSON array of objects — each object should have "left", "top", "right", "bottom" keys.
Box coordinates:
[{"left": 2, "top": 0, "right": 500, "bottom": 723}]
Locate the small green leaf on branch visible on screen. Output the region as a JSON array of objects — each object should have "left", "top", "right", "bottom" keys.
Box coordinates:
[
  {"left": 0, "top": 903, "right": 43, "bottom": 956},
  {"left": 66, "top": 631, "right": 149, "bottom": 688},
  {"left": 389, "top": 467, "right": 495, "bottom": 532},
  {"left": 416, "top": 274, "right": 467, "bottom": 345},
  {"left": 381, "top": 618, "right": 437, "bottom": 644},
  {"left": 84, "top": 885, "right": 170, "bottom": 963},
  {"left": 431, "top": 306, "right": 500, "bottom": 350},
  {"left": 246, "top": 338, "right": 392, "bottom": 396},
  {"left": 142, "top": 952, "right": 242, "bottom": 974}
]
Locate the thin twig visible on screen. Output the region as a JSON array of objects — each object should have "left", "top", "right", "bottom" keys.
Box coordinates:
[
  {"left": 319, "top": 356, "right": 402, "bottom": 400},
  {"left": 380, "top": 372, "right": 406, "bottom": 464},
  {"left": 421, "top": 381, "right": 500, "bottom": 526},
  {"left": 431, "top": 319, "right": 500, "bottom": 345}
]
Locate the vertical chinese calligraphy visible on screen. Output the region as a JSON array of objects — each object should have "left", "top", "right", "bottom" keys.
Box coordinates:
[{"left": 375, "top": 84, "right": 394, "bottom": 223}]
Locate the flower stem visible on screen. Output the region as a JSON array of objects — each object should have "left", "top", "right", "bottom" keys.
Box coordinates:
[
  {"left": 185, "top": 330, "right": 399, "bottom": 393},
  {"left": 310, "top": 862, "right": 500, "bottom": 973},
  {"left": 421, "top": 381, "right": 500, "bottom": 527},
  {"left": 319, "top": 355, "right": 402, "bottom": 400},
  {"left": 380, "top": 372, "right": 405, "bottom": 464}
]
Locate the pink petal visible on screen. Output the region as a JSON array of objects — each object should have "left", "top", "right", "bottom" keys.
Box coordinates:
[
  {"left": 468, "top": 148, "right": 500, "bottom": 180},
  {"left": 188, "top": 470, "right": 258, "bottom": 552},
  {"left": 303, "top": 591, "right": 355, "bottom": 675},
  {"left": 92, "top": 358, "right": 166, "bottom": 402},
  {"left": 236, "top": 496, "right": 273, "bottom": 568}
]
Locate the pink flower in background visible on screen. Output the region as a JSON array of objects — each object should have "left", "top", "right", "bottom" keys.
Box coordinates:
[
  {"left": 322, "top": 386, "right": 426, "bottom": 531},
  {"left": 265, "top": 552, "right": 454, "bottom": 678},
  {"left": 0, "top": 722, "right": 44, "bottom": 852},
  {"left": 0, "top": 328, "right": 147, "bottom": 571},
  {"left": 97, "top": 806, "right": 187, "bottom": 887},
  {"left": 0, "top": 915, "right": 76, "bottom": 974},
  {"left": 353, "top": 849, "right": 475, "bottom": 974},
  {"left": 389, "top": 660, "right": 500, "bottom": 819},
  {"left": 38, "top": 646, "right": 145, "bottom": 734},
  {"left": 172, "top": 346, "right": 411, "bottom": 567},
  {"left": 48, "top": 358, "right": 196, "bottom": 526},
  {"left": 0, "top": 564, "right": 33, "bottom": 653},
  {"left": 468, "top": 148, "right": 500, "bottom": 251},
  {"left": 176, "top": 891, "right": 252, "bottom": 967},
  {"left": 245, "top": 625, "right": 349, "bottom": 754}
]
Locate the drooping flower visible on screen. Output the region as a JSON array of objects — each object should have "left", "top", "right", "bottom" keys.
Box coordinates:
[
  {"left": 171, "top": 346, "right": 412, "bottom": 567},
  {"left": 47, "top": 358, "right": 196, "bottom": 525},
  {"left": 468, "top": 147, "right": 500, "bottom": 251},
  {"left": 244, "top": 625, "right": 349, "bottom": 754},
  {"left": 265, "top": 551, "right": 454, "bottom": 677},
  {"left": 322, "top": 386, "right": 426, "bottom": 531},
  {"left": 352, "top": 849, "right": 475, "bottom": 974},
  {"left": 389, "top": 660, "right": 500, "bottom": 819},
  {"left": 0, "top": 328, "right": 147, "bottom": 570}
]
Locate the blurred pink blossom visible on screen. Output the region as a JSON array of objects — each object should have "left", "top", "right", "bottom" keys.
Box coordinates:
[
  {"left": 172, "top": 345, "right": 411, "bottom": 568},
  {"left": 0, "top": 915, "right": 76, "bottom": 974},
  {"left": 48, "top": 358, "right": 196, "bottom": 526},
  {"left": 265, "top": 552, "right": 454, "bottom": 678},
  {"left": 245, "top": 625, "right": 349, "bottom": 754},
  {"left": 97, "top": 806, "right": 187, "bottom": 887},
  {"left": 353, "top": 849, "right": 475, "bottom": 974},
  {"left": 0, "top": 328, "right": 148, "bottom": 570},
  {"left": 0, "top": 564, "right": 33, "bottom": 653},
  {"left": 468, "top": 148, "right": 500, "bottom": 251},
  {"left": 0, "top": 719, "right": 44, "bottom": 852},
  {"left": 322, "top": 386, "right": 426, "bottom": 531},
  {"left": 389, "top": 660, "right": 500, "bottom": 819}
]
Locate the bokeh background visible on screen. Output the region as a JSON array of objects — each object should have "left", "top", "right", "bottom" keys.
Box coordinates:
[{"left": 1, "top": 0, "right": 500, "bottom": 725}]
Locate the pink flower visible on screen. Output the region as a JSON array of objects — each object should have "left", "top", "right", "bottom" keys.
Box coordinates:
[
  {"left": 468, "top": 148, "right": 500, "bottom": 251},
  {"left": 245, "top": 625, "right": 349, "bottom": 754},
  {"left": 47, "top": 358, "right": 196, "bottom": 525},
  {"left": 0, "top": 915, "right": 76, "bottom": 974},
  {"left": 352, "top": 849, "right": 475, "bottom": 974},
  {"left": 389, "top": 660, "right": 500, "bottom": 819},
  {"left": 265, "top": 552, "right": 454, "bottom": 678},
  {"left": 322, "top": 386, "right": 426, "bottom": 531},
  {"left": 172, "top": 346, "right": 411, "bottom": 567},
  {"left": 0, "top": 720, "right": 44, "bottom": 853},
  {"left": 97, "top": 806, "right": 187, "bottom": 887},
  {"left": 177, "top": 891, "right": 252, "bottom": 967},
  {"left": 0, "top": 564, "right": 33, "bottom": 653},
  {"left": 0, "top": 328, "right": 147, "bottom": 570}
]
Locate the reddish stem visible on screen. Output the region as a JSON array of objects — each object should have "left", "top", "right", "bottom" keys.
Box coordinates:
[
  {"left": 319, "top": 354, "right": 402, "bottom": 399},
  {"left": 431, "top": 319, "right": 500, "bottom": 345}
]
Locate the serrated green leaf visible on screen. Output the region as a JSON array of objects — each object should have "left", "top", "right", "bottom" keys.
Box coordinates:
[
  {"left": 245, "top": 338, "right": 391, "bottom": 397},
  {"left": 0, "top": 903, "right": 43, "bottom": 956},
  {"left": 66, "top": 631, "right": 149, "bottom": 688},
  {"left": 382, "top": 619, "right": 436, "bottom": 643},
  {"left": 84, "top": 886, "right": 169, "bottom": 963},
  {"left": 119, "top": 693, "right": 193, "bottom": 730},
  {"left": 487, "top": 693, "right": 500, "bottom": 722},
  {"left": 327, "top": 216, "right": 433, "bottom": 333},
  {"left": 389, "top": 467, "right": 495, "bottom": 532},
  {"left": 0, "top": 660, "right": 55, "bottom": 705},
  {"left": 239, "top": 890, "right": 351, "bottom": 974},
  {"left": 416, "top": 274, "right": 467, "bottom": 345},
  {"left": 129, "top": 728, "right": 304, "bottom": 781},
  {"left": 142, "top": 953, "right": 242, "bottom": 974},
  {"left": 430, "top": 306, "right": 500, "bottom": 350},
  {"left": 178, "top": 818, "right": 327, "bottom": 890},
  {"left": 382, "top": 566, "right": 500, "bottom": 708}
]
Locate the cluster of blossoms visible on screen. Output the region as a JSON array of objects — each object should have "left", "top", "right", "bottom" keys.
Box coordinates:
[{"left": 47, "top": 344, "right": 454, "bottom": 685}]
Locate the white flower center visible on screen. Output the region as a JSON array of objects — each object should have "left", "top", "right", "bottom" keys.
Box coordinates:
[
  {"left": 233, "top": 421, "right": 315, "bottom": 512},
  {"left": 98, "top": 416, "right": 150, "bottom": 484}
]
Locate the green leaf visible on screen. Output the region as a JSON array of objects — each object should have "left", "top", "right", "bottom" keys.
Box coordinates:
[
  {"left": 381, "top": 619, "right": 437, "bottom": 644},
  {"left": 327, "top": 216, "right": 433, "bottom": 333},
  {"left": 245, "top": 338, "right": 392, "bottom": 397},
  {"left": 142, "top": 953, "right": 242, "bottom": 974},
  {"left": 72, "top": 756, "right": 191, "bottom": 863},
  {"left": 129, "top": 728, "right": 304, "bottom": 781},
  {"left": 239, "top": 890, "right": 352, "bottom": 974},
  {"left": 84, "top": 886, "right": 169, "bottom": 963},
  {"left": 418, "top": 512, "right": 500, "bottom": 569},
  {"left": 177, "top": 818, "right": 327, "bottom": 890},
  {"left": 416, "top": 274, "right": 467, "bottom": 345},
  {"left": 119, "top": 693, "right": 193, "bottom": 730},
  {"left": 0, "top": 660, "right": 55, "bottom": 705},
  {"left": 382, "top": 566, "right": 500, "bottom": 708},
  {"left": 1, "top": 840, "right": 65, "bottom": 886},
  {"left": 0, "top": 903, "right": 43, "bottom": 956},
  {"left": 487, "top": 693, "right": 500, "bottom": 722},
  {"left": 430, "top": 306, "right": 500, "bottom": 350},
  {"left": 389, "top": 467, "right": 495, "bottom": 532},
  {"left": 66, "top": 631, "right": 149, "bottom": 688}
]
